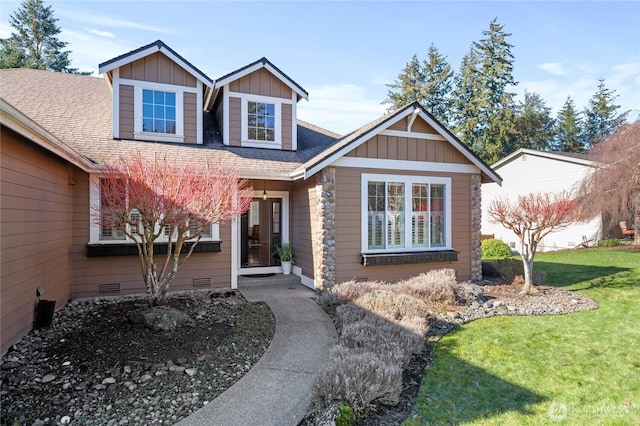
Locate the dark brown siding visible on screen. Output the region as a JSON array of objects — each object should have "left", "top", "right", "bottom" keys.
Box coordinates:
[
  {"left": 1, "top": 129, "right": 75, "bottom": 353},
  {"left": 119, "top": 52, "right": 197, "bottom": 87},
  {"left": 118, "top": 84, "right": 134, "bottom": 139},
  {"left": 333, "top": 167, "right": 472, "bottom": 284}
]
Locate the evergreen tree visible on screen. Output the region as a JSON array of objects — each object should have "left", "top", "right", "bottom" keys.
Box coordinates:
[
  {"left": 472, "top": 18, "right": 519, "bottom": 163},
  {"left": 514, "top": 91, "right": 556, "bottom": 151},
  {"left": 421, "top": 44, "right": 454, "bottom": 127},
  {"left": 452, "top": 47, "right": 482, "bottom": 149},
  {"left": 383, "top": 54, "right": 426, "bottom": 110},
  {"left": 554, "top": 96, "right": 584, "bottom": 152},
  {"left": 582, "top": 78, "right": 628, "bottom": 149},
  {"left": 0, "top": 0, "right": 83, "bottom": 73}
]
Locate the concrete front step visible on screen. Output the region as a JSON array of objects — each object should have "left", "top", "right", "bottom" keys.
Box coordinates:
[{"left": 238, "top": 273, "right": 301, "bottom": 287}]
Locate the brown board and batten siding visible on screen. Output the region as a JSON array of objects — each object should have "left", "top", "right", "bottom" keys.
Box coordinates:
[
  {"left": 228, "top": 68, "right": 292, "bottom": 99},
  {"left": 119, "top": 84, "right": 134, "bottom": 139},
  {"left": 291, "top": 178, "right": 319, "bottom": 284},
  {"left": 228, "top": 97, "right": 241, "bottom": 147},
  {"left": 333, "top": 167, "right": 474, "bottom": 283},
  {"left": 1, "top": 129, "right": 75, "bottom": 353},
  {"left": 118, "top": 52, "right": 197, "bottom": 87},
  {"left": 346, "top": 134, "right": 469, "bottom": 164},
  {"left": 282, "top": 104, "right": 293, "bottom": 150},
  {"left": 183, "top": 92, "right": 197, "bottom": 144}
]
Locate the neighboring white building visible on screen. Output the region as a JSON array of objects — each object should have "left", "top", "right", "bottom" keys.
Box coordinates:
[{"left": 482, "top": 148, "right": 602, "bottom": 252}]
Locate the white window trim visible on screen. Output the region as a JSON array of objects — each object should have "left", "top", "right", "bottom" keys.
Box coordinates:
[
  {"left": 226, "top": 90, "right": 293, "bottom": 149},
  {"left": 116, "top": 77, "right": 202, "bottom": 144},
  {"left": 89, "top": 175, "right": 220, "bottom": 244},
  {"left": 360, "top": 173, "right": 452, "bottom": 254}
]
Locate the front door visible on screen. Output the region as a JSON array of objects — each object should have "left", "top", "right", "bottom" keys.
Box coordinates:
[
  {"left": 234, "top": 190, "right": 289, "bottom": 285},
  {"left": 240, "top": 198, "right": 282, "bottom": 268}
]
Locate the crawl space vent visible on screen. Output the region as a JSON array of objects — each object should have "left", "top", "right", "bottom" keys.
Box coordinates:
[
  {"left": 193, "top": 278, "right": 211, "bottom": 288},
  {"left": 99, "top": 283, "right": 121, "bottom": 294}
]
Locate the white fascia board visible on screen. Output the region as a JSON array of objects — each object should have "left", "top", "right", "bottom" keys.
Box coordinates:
[
  {"left": 215, "top": 62, "right": 264, "bottom": 87},
  {"left": 416, "top": 110, "right": 502, "bottom": 185},
  {"left": 334, "top": 157, "right": 482, "bottom": 175},
  {"left": 263, "top": 63, "right": 308, "bottom": 101},
  {"left": 1, "top": 99, "right": 95, "bottom": 172},
  {"left": 99, "top": 45, "right": 213, "bottom": 89}
]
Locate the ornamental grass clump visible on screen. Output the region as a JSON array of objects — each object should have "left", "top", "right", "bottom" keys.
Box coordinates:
[
  {"left": 396, "top": 269, "right": 457, "bottom": 306},
  {"left": 355, "top": 290, "right": 431, "bottom": 322},
  {"left": 311, "top": 345, "right": 403, "bottom": 415}
]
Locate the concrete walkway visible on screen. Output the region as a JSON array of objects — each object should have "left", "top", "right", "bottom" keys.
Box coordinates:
[{"left": 177, "top": 278, "right": 337, "bottom": 426}]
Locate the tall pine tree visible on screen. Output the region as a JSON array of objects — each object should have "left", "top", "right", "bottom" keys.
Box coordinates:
[
  {"left": 383, "top": 54, "right": 426, "bottom": 110},
  {"left": 582, "top": 78, "right": 627, "bottom": 150},
  {"left": 472, "top": 18, "right": 519, "bottom": 163},
  {"left": 514, "top": 91, "right": 556, "bottom": 151},
  {"left": 554, "top": 96, "right": 584, "bottom": 152},
  {"left": 452, "top": 47, "right": 482, "bottom": 150},
  {"left": 421, "top": 44, "right": 454, "bottom": 127},
  {"left": 0, "top": 0, "right": 83, "bottom": 73}
]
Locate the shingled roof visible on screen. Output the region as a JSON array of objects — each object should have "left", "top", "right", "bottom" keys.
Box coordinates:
[{"left": 0, "top": 68, "right": 337, "bottom": 179}]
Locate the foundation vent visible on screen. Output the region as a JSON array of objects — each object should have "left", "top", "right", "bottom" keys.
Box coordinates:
[
  {"left": 354, "top": 277, "right": 369, "bottom": 282},
  {"left": 99, "top": 283, "right": 121, "bottom": 294},
  {"left": 193, "top": 278, "right": 211, "bottom": 288}
]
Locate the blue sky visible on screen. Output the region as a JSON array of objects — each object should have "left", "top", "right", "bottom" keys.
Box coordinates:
[{"left": 1, "top": 1, "right": 638, "bottom": 134}]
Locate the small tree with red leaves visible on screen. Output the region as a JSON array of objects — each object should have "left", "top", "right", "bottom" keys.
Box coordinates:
[
  {"left": 95, "top": 151, "right": 253, "bottom": 306},
  {"left": 487, "top": 192, "right": 581, "bottom": 294}
]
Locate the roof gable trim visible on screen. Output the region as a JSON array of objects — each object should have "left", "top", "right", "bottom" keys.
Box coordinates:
[
  {"left": 98, "top": 40, "right": 213, "bottom": 88},
  {"left": 215, "top": 58, "right": 308, "bottom": 101},
  {"left": 492, "top": 148, "right": 596, "bottom": 169}
]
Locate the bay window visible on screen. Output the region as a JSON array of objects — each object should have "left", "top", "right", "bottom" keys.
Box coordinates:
[{"left": 362, "top": 174, "right": 451, "bottom": 253}]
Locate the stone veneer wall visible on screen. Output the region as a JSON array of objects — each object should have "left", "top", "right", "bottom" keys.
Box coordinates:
[
  {"left": 471, "top": 174, "right": 482, "bottom": 282},
  {"left": 315, "top": 167, "right": 336, "bottom": 289}
]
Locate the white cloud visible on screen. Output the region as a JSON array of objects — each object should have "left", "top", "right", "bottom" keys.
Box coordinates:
[
  {"left": 537, "top": 62, "right": 569, "bottom": 76},
  {"left": 297, "top": 83, "right": 387, "bottom": 134},
  {"left": 87, "top": 28, "right": 116, "bottom": 38},
  {"left": 57, "top": 9, "right": 175, "bottom": 34},
  {"left": 0, "top": 21, "right": 12, "bottom": 38}
]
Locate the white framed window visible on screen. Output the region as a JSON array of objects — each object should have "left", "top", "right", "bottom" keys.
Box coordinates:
[
  {"left": 361, "top": 174, "right": 451, "bottom": 253},
  {"left": 89, "top": 176, "right": 219, "bottom": 244},
  {"left": 237, "top": 93, "right": 284, "bottom": 148},
  {"left": 142, "top": 89, "right": 176, "bottom": 134}
]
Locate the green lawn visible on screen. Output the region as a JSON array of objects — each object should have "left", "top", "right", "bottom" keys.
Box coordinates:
[{"left": 406, "top": 248, "right": 640, "bottom": 425}]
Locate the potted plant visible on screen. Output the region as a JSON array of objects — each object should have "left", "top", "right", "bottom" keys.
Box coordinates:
[{"left": 276, "top": 243, "right": 294, "bottom": 275}]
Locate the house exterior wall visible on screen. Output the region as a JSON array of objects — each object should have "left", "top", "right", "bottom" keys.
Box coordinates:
[
  {"left": 346, "top": 134, "right": 469, "bottom": 164},
  {"left": 228, "top": 68, "right": 291, "bottom": 99},
  {"left": 291, "top": 178, "right": 318, "bottom": 284},
  {"left": 224, "top": 68, "right": 296, "bottom": 150},
  {"left": 184, "top": 92, "right": 197, "bottom": 144},
  {"left": 118, "top": 84, "right": 134, "bottom": 139},
  {"left": 119, "top": 52, "right": 197, "bottom": 87},
  {"left": 1, "top": 129, "right": 75, "bottom": 353},
  {"left": 332, "top": 166, "right": 474, "bottom": 284},
  {"left": 70, "top": 172, "right": 232, "bottom": 298},
  {"left": 481, "top": 153, "right": 601, "bottom": 251},
  {"left": 388, "top": 117, "right": 437, "bottom": 133}
]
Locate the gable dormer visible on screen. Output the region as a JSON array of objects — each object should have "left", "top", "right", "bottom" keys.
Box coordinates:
[
  {"left": 209, "top": 58, "right": 308, "bottom": 151},
  {"left": 99, "top": 40, "right": 213, "bottom": 144}
]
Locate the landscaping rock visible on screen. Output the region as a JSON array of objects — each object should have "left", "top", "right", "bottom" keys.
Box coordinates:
[{"left": 127, "top": 306, "right": 191, "bottom": 331}]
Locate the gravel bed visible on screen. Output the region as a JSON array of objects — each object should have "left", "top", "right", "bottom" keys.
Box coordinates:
[{"left": 0, "top": 289, "right": 275, "bottom": 426}]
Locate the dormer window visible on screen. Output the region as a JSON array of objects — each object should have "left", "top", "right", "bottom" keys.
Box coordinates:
[
  {"left": 248, "top": 101, "right": 275, "bottom": 141},
  {"left": 142, "top": 89, "right": 176, "bottom": 134}
]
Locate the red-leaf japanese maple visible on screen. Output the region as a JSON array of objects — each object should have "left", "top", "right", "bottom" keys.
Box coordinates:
[
  {"left": 487, "top": 191, "right": 581, "bottom": 294},
  {"left": 95, "top": 151, "right": 253, "bottom": 305}
]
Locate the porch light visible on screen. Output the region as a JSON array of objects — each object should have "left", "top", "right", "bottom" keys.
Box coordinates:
[{"left": 262, "top": 180, "right": 267, "bottom": 200}]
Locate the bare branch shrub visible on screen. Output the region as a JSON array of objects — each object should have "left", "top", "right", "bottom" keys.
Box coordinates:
[{"left": 311, "top": 345, "right": 403, "bottom": 414}]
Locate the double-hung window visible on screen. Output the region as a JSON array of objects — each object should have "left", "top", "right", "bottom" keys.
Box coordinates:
[
  {"left": 247, "top": 102, "right": 275, "bottom": 142},
  {"left": 142, "top": 89, "right": 176, "bottom": 134},
  {"left": 362, "top": 174, "right": 451, "bottom": 253}
]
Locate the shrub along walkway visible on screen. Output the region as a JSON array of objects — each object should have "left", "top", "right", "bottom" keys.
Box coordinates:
[{"left": 177, "top": 278, "right": 338, "bottom": 426}]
